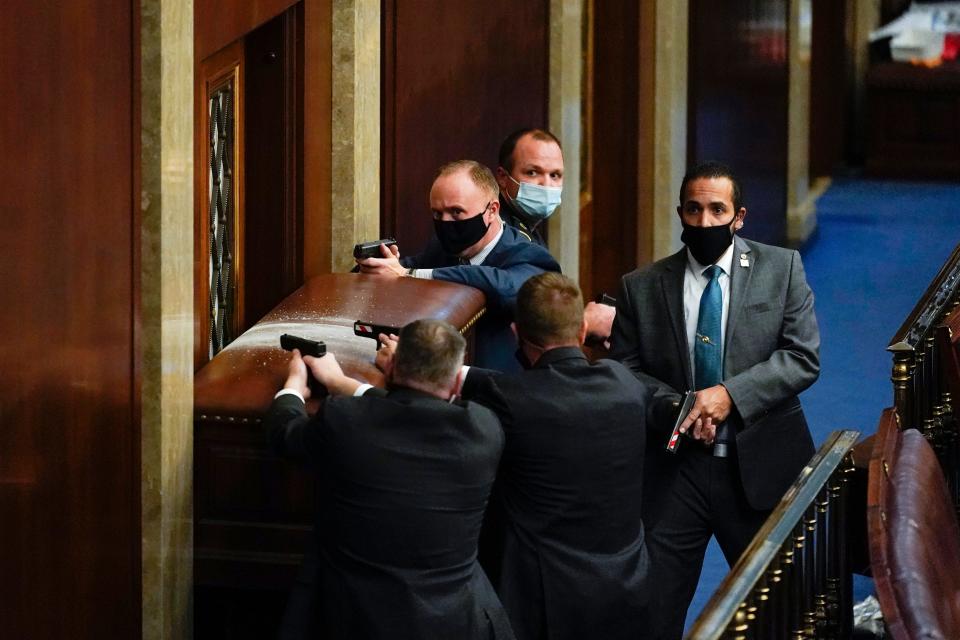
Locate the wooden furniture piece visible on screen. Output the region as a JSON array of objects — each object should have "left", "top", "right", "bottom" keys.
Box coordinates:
[
  {"left": 687, "top": 431, "right": 860, "bottom": 639},
  {"left": 193, "top": 273, "right": 486, "bottom": 590},
  {"left": 868, "top": 407, "right": 960, "bottom": 639},
  {"left": 866, "top": 62, "right": 960, "bottom": 179}
]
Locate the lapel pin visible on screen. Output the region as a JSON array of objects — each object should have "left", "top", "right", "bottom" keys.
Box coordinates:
[{"left": 739, "top": 253, "right": 750, "bottom": 268}]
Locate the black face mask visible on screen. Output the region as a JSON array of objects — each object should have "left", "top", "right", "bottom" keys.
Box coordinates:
[
  {"left": 434, "top": 210, "right": 490, "bottom": 256},
  {"left": 681, "top": 221, "right": 735, "bottom": 265}
]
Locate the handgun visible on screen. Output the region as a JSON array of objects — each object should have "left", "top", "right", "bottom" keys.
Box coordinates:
[
  {"left": 354, "top": 321, "right": 401, "bottom": 349},
  {"left": 353, "top": 238, "right": 398, "bottom": 260},
  {"left": 280, "top": 334, "right": 327, "bottom": 358},
  {"left": 666, "top": 391, "right": 697, "bottom": 453},
  {"left": 595, "top": 293, "right": 617, "bottom": 306}
]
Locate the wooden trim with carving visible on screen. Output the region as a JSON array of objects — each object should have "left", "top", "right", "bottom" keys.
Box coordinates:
[{"left": 195, "top": 40, "right": 245, "bottom": 370}]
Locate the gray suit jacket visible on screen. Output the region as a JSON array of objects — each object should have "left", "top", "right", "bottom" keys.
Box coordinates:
[{"left": 610, "top": 235, "right": 820, "bottom": 510}]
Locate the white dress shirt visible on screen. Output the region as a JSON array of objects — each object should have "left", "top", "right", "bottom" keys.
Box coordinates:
[{"left": 683, "top": 242, "right": 735, "bottom": 381}]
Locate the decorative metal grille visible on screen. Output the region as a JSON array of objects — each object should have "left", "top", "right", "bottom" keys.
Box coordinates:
[{"left": 208, "top": 82, "right": 236, "bottom": 359}]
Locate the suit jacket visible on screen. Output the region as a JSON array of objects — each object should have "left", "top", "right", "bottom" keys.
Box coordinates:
[
  {"left": 610, "top": 235, "right": 820, "bottom": 510},
  {"left": 498, "top": 194, "right": 545, "bottom": 247},
  {"left": 401, "top": 224, "right": 561, "bottom": 372},
  {"left": 461, "top": 347, "right": 651, "bottom": 640},
  {"left": 264, "top": 387, "right": 515, "bottom": 640}
]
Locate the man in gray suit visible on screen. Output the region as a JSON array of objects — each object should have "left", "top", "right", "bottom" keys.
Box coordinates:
[{"left": 610, "top": 161, "right": 820, "bottom": 639}]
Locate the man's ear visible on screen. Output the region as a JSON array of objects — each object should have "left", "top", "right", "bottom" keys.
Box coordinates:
[
  {"left": 449, "top": 367, "right": 465, "bottom": 400},
  {"left": 495, "top": 166, "right": 509, "bottom": 190},
  {"left": 487, "top": 198, "right": 500, "bottom": 219},
  {"left": 510, "top": 322, "right": 518, "bottom": 339},
  {"left": 578, "top": 318, "right": 588, "bottom": 346},
  {"left": 734, "top": 207, "right": 747, "bottom": 230}
]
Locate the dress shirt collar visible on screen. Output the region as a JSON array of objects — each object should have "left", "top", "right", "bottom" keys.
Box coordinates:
[{"left": 469, "top": 220, "right": 504, "bottom": 265}]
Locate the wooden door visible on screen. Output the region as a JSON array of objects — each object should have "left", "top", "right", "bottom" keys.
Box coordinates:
[
  {"left": 381, "top": 0, "right": 550, "bottom": 251},
  {"left": 194, "top": 3, "right": 305, "bottom": 370},
  {"left": 0, "top": 3, "right": 140, "bottom": 637}
]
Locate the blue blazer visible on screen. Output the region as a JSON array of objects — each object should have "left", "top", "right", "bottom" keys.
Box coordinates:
[{"left": 402, "top": 224, "right": 561, "bottom": 372}]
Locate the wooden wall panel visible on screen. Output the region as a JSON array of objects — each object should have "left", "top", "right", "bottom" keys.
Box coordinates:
[
  {"left": 196, "top": 0, "right": 301, "bottom": 62},
  {"left": 0, "top": 2, "right": 139, "bottom": 638},
  {"left": 381, "top": 0, "right": 549, "bottom": 251},
  {"left": 585, "top": 0, "right": 643, "bottom": 300},
  {"left": 243, "top": 6, "right": 304, "bottom": 329},
  {"left": 810, "top": 0, "right": 849, "bottom": 178},
  {"left": 688, "top": 0, "right": 789, "bottom": 246}
]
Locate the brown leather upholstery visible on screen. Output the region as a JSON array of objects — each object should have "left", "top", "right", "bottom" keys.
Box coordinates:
[
  {"left": 868, "top": 408, "right": 960, "bottom": 639},
  {"left": 193, "top": 274, "right": 486, "bottom": 589},
  {"left": 195, "top": 273, "right": 486, "bottom": 419}
]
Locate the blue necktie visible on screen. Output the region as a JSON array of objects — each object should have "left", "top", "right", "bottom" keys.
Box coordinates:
[
  {"left": 695, "top": 265, "right": 731, "bottom": 457},
  {"left": 694, "top": 265, "right": 723, "bottom": 390}
]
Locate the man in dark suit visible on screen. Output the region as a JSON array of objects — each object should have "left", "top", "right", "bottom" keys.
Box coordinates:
[
  {"left": 356, "top": 159, "right": 560, "bottom": 372},
  {"left": 377, "top": 273, "right": 653, "bottom": 640},
  {"left": 609, "top": 161, "right": 820, "bottom": 639},
  {"left": 265, "top": 319, "right": 514, "bottom": 640}
]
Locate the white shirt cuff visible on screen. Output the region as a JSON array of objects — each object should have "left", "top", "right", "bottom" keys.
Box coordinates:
[
  {"left": 412, "top": 268, "right": 433, "bottom": 279},
  {"left": 353, "top": 383, "right": 374, "bottom": 397},
  {"left": 274, "top": 388, "right": 305, "bottom": 403}
]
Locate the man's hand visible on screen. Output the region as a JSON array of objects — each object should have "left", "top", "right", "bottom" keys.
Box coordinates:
[
  {"left": 584, "top": 301, "right": 616, "bottom": 346},
  {"left": 301, "top": 352, "right": 361, "bottom": 396},
  {"left": 374, "top": 333, "right": 399, "bottom": 377},
  {"left": 357, "top": 243, "right": 406, "bottom": 277},
  {"left": 283, "top": 349, "right": 311, "bottom": 400},
  {"left": 678, "top": 384, "right": 733, "bottom": 445}
]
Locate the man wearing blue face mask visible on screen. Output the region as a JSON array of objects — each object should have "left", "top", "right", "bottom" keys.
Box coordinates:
[
  {"left": 357, "top": 160, "right": 560, "bottom": 372},
  {"left": 495, "top": 129, "right": 565, "bottom": 247}
]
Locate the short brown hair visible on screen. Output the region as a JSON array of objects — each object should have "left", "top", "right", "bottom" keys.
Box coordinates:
[
  {"left": 436, "top": 160, "right": 499, "bottom": 201},
  {"left": 393, "top": 319, "right": 466, "bottom": 390},
  {"left": 515, "top": 272, "right": 584, "bottom": 345},
  {"left": 498, "top": 128, "right": 562, "bottom": 172}
]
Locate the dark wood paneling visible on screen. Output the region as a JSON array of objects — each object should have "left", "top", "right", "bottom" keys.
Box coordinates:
[
  {"left": 810, "top": 0, "right": 848, "bottom": 178},
  {"left": 196, "top": 0, "right": 300, "bottom": 62},
  {"left": 243, "top": 6, "right": 304, "bottom": 329},
  {"left": 0, "top": 2, "right": 139, "bottom": 638},
  {"left": 586, "top": 0, "right": 642, "bottom": 300},
  {"left": 688, "top": 0, "right": 789, "bottom": 246},
  {"left": 381, "top": 0, "right": 549, "bottom": 250},
  {"left": 865, "top": 63, "right": 960, "bottom": 179}
]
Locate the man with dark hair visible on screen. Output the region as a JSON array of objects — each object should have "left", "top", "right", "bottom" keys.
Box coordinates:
[
  {"left": 357, "top": 159, "right": 560, "bottom": 372},
  {"left": 265, "top": 318, "right": 514, "bottom": 640},
  {"left": 494, "top": 128, "right": 564, "bottom": 246},
  {"left": 377, "top": 273, "right": 654, "bottom": 640},
  {"left": 610, "top": 161, "right": 820, "bottom": 639}
]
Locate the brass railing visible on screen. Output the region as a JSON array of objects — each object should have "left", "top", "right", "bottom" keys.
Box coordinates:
[{"left": 686, "top": 430, "right": 859, "bottom": 640}]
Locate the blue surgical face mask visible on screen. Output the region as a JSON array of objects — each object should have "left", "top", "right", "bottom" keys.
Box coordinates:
[{"left": 508, "top": 175, "right": 562, "bottom": 222}]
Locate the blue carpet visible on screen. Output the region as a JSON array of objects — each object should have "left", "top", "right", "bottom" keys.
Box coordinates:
[{"left": 684, "top": 178, "right": 960, "bottom": 631}]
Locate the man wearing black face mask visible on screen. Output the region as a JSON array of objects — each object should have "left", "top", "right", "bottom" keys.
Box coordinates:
[
  {"left": 609, "top": 161, "right": 820, "bottom": 639},
  {"left": 357, "top": 160, "right": 561, "bottom": 372}
]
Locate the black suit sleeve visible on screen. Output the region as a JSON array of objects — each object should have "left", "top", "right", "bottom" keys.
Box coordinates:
[
  {"left": 264, "top": 393, "right": 329, "bottom": 467},
  {"left": 459, "top": 368, "right": 513, "bottom": 429},
  {"left": 610, "top": 275, "right": 683, "bottom": 434}
]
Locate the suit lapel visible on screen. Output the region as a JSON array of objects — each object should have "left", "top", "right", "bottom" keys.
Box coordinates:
[
  {"left": 724, "top": 236, "right": 754, "bottom": 369},
  {"left": 661, "top": 249, "right": 693, "bottom": 389}
]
